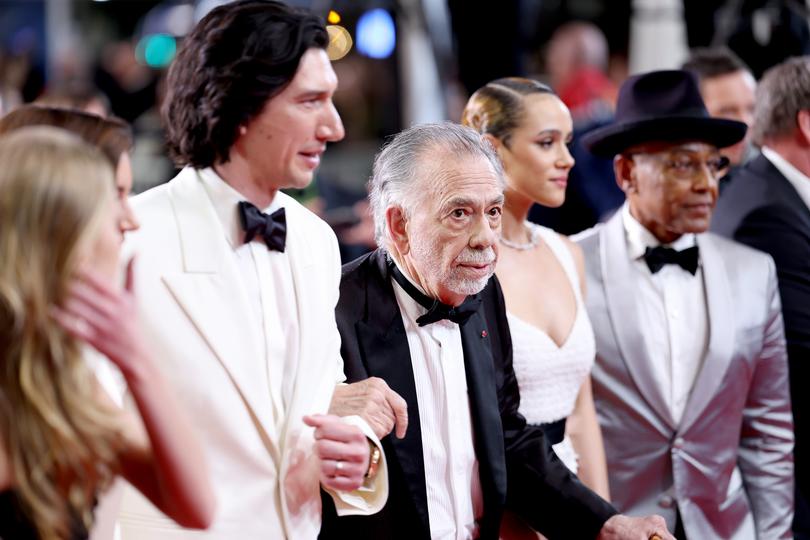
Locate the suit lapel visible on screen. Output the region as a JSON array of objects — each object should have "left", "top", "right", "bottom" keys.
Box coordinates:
[
  {"left": 460, "top": 309, "right": 506, "bottom": 536},
  {"left": 161, "top": 169, "right": 280, "bottom": 456},
  {"left": 678, "top": 234, "right": 735, "bottom": 433},
  {"left": 600, "top": 214, "right": 677, "bottom": 430},
  {"left": 751, "top": 155, "right": 810, "bottom": 230},
  {"left": 358, "top": 251, "right": 430, "bottom": 537},
  {"left": 276, "top": 195, "right": 314, "bottom": 442}
]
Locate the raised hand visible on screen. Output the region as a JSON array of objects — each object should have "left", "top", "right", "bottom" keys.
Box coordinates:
[
  {"left": 52, "top": 258, "right": 147, "bottom": 379},
  {"left": 304, "top": 414, "right": 371, "bottom": 492},
  {"left": 329, "top": 377, "right": 408, "bottom": 439}
]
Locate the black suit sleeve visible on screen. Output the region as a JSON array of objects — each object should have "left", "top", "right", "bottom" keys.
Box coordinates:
[{"left": 482, "top": 278, "right": 617, "bottom": 539}]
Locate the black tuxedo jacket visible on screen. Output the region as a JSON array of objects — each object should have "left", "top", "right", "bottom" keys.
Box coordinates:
[
  {"left": 319, "top": 249, "right": 615, "bottom": 540},
  {"left": 712, "top": 153, "right": 810, "bottom": 533}
]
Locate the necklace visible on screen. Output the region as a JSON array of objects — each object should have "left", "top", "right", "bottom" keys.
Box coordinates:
[{"left": 500, "top": 224, "right": 540, "bottom": 250}]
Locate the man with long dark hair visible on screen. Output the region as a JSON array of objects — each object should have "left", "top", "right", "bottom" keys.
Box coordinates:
[{"left": 118, "top": 2, "right": 400, "bottom": 538}]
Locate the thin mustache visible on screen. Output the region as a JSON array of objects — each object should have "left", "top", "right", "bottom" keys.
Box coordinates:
[{"left": 456, "top": 249, "right": 496, "bottom": 265}]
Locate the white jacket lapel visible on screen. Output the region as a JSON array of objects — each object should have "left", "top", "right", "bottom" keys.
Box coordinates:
[
  {"left": 162, "top": 169, "right": 281, "bottom": 455},
  {"left": 601, "top": 214, "right": 677, "bottom": 430}
]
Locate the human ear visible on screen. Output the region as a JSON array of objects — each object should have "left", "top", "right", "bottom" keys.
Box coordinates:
[
  {"left": 483, "top": 133, "right": 508, "bottom": 159},
  {"left": 386, "top": 206, "right": 410, "bottom": 255},
  {"left": 797, "top": 110, "right": 810, "bottom": 146},
  {"left": 614, "top": 155, "right": 637, "bottom": 194}
]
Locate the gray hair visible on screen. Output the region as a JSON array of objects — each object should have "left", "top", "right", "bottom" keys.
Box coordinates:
[
  {"left": 368, "top": 121, "right": 505, "bottom": 246},
  {"left": 751, "top": 56, "right": 810, "bottom": 145}
]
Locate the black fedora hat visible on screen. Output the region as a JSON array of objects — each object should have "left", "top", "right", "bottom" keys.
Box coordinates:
[{"left": 582, "top": 70, "right": 747, "bottom": 157}]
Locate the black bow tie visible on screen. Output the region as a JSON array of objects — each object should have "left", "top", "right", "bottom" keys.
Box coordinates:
[
  {"left": 389, "top": 261, "right": 482, "bottom": 327},
  {"left": 238, "top": 201, "right": 286, "bottom": 252},
  {"left": 643, "top": 245, "right": 699, "bottom": 275}
]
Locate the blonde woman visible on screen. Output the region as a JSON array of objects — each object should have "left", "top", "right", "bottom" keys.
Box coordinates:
[
  {"left": 463, "top": 78, "right": 610, "bottom": 538},
  {"left": 0, "top": 127, "right": 214, "bottom": 539}
]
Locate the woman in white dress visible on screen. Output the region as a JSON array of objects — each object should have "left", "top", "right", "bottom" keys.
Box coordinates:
[{"left": 463, "top": 78, "right": 610, "bottom": 538}]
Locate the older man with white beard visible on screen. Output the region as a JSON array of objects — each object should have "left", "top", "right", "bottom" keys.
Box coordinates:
[{"left": 318, "top": 122, "right": 674, "bottom": 540}]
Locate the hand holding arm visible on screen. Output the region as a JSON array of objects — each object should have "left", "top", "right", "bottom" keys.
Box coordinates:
[{"left": 329, "top": 377, "right": 408, "bottom": 439}]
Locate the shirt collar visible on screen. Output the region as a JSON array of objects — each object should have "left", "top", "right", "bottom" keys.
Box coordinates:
[
  {"left": 197, "top": 167, "right": 283, "bottom": 248},
  {"left": 621, "top": 202, "right": 696, "bottom": 260},
  {"left": 388, "top": 253, "right": 438, "bottom": 325},
  {"left": 762, "top": 146, "right": 810, "bottom": 211}
]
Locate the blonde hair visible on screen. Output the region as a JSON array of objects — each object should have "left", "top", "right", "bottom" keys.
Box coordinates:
[
  {"left": 0, "top": 127, "right": 123, "bottom": 539},
  {"left": 461, "top": 77, "right": 554, "bottom": 147}
]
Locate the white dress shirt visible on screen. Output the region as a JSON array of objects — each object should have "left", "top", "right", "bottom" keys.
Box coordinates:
[
  {"left": 762, "top": 146, "right": 810, "bottom": 212},
  {"left": 391, "top": 261, "right": 483, "bottom": 540},
  {"left": 622, "top": 204, "right": 708, "bottom": 425},
  {"left": 199, "top": 168, "right": 299, "bottom": 424}
]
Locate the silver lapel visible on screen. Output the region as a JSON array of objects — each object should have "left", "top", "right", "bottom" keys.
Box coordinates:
[
  {"left": 678, "top": 234, "right": 735, "bottom": 433},
  {"left": 161, "top": 169, "right": 280, "bottom": 458},
  {"left": 601, "top": 214, "right": 677, "bottom": 430}
]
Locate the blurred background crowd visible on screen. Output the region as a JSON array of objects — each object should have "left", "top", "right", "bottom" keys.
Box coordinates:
[{"left": 1, "top": 0, "right": 809, "bottom": 261}]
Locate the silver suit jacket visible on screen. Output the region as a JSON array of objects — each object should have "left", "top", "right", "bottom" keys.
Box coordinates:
[{"left": 575, "top": 212, "right": 794, "bottom": 539}]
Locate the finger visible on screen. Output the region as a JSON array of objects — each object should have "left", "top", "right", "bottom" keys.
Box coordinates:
[
  {"left": 124, "top": 257, "right": 136, "bottom": 294},
  {"left": 386, "top": 389, "right": 408, "bottom": 439},
  {"left": 67, "top": 281, "right": 117, "bottom": 320},
  {"left": 50, "top": 306, "right": 95, "bottom": 342},
  {"left": 319, "top": 458, "right": 364, "bottom": 479},
  {"left": 75, "top": 267, "right": 118, "bottom": 302},
  {"left": 303, "top": 414, "right": 327, "bottom": 429},
  {"left": 61, "top": 298, "right": 112, "bottom": 335},
  {"left": 314, "top": 439, "right": 365, "bottom": 463},
  {"left": 321, "top": 474, "right": 364, "bottom": 492},
  {"left": 310, "top": 416, "right": 366, "bottom": 444}
]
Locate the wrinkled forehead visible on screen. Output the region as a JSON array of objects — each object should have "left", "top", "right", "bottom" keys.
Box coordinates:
[{"left": 416, "top": 151, "right": 503, "bottom": 202}]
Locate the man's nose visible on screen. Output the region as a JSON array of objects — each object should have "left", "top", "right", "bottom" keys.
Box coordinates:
[
  {"left": 469, "top": 214, "right": 497, "bottom": 248},
  {"left": 317, "top": 102, "right": 345, "bottom": 142}
]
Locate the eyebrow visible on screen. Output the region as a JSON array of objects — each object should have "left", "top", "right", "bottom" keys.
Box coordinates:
[
  {"left": 535, "top": 129, "right": 573, "bottom": 141},
  {"left": 443, "top": 194, "right": 505, "bottom": 209},
  {"left": 295, "top": 88, "right": 332, "bottom": 100}
]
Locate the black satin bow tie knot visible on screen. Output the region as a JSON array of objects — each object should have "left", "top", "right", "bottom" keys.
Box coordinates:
[
  {"left": 238, "top": 201, "right": 286, "bottom": 252},
  {"left": 643, "top": 245, "right": 699, "bottom": 275},
  {"left": 389, "top": 262, "right": 482, "bottom": 327}
]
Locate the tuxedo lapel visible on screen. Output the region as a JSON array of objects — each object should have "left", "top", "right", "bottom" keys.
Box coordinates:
[
  {"left": 460, "top": 310, "right": 507, "bottom": 535},
  {"left": 600, "top": 214, "right": 677, "bottom": 430},
  {"left": 678, "top": 234, "right": 735, "bottom": 432},
  {"left": 357, "top": 251, "right": 430, "bottom": 537},
  {"left": 161, "top": 169, "right": 280, "bottom": 457},
  {"left": 278, "top": 195, "right": 316, "bottom": 440}
]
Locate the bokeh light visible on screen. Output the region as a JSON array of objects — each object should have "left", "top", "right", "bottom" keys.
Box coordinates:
[
  {"left": 356, "top": 9, "right": 396, "bottom": 59},
  {"left": 326, "top": 25, "right": 352, "bottom": 61}
]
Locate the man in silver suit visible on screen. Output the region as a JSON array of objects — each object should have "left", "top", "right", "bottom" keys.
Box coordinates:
[{"left": 575, "top": 69, "right": 794, "bottom": 539}]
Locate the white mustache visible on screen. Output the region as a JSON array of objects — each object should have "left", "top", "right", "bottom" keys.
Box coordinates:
[{"left": 455, "top": 248, "right": 496, "bottom": 265}]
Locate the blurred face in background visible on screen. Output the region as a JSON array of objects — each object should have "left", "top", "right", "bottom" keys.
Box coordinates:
[
  {"left": 494, "top": 94, "right": 574, "bottom": 208},
  {"left": 87, "top": 187, "right": 125, "bottom": 283},
  {"left": 699, "top": 70, "right": 756, "bottom": 166},
  {"left": 115, "top": 151, "right": 139, "bottom": 234}
]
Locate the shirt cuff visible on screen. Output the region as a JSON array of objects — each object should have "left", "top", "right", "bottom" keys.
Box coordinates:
[{"left": 324, "top": 414, "right": 389, "bottom": 516}]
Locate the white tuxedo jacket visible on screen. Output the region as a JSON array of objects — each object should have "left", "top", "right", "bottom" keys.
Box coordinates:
[
  {"left": 576, "top": 213, "right": 794, "bottom": 539},
  {"left": 117, "top": 167, "right": 385, "bottom": 539}
]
